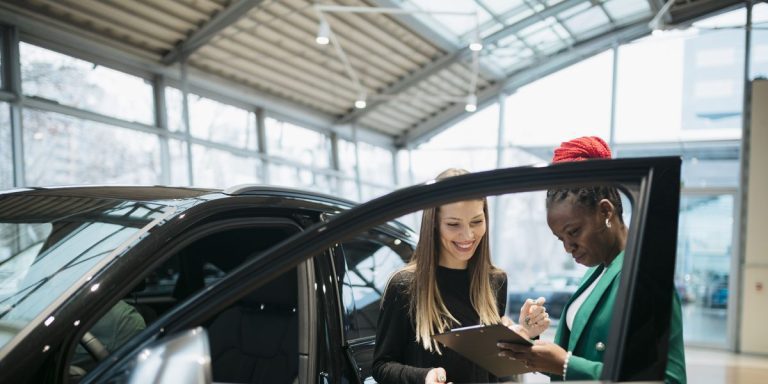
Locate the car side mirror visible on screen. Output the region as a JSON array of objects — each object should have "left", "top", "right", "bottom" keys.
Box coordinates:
[{"left": 128, "top": 327, "right": 212, "bottom": 384}]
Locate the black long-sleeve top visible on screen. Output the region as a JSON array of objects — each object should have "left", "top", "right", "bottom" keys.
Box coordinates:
[{"left": 372, "top": 266, "right": 508, "bottom": 384}]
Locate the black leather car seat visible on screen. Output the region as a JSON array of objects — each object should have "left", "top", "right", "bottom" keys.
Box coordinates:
[{"left": 208, "top": 268, "right": 299, "bottom": 383}]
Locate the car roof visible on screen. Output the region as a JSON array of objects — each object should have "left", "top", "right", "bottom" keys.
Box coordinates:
[{"left": 0, "top": 184, "right": 414, "bottom": 237}]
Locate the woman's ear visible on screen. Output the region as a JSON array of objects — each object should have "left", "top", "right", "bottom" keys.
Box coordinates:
[{"left": 598, "top": 199, "right": 615, "bottom": 221}]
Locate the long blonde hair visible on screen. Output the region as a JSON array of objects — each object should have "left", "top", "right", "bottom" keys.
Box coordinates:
[{"left": 402, "top": 168, "right": 503, "bottom": 352}]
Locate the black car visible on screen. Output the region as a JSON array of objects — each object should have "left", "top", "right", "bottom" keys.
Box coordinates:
[{"left": 0, "top": 157, "right": 683, "bottom": 384}]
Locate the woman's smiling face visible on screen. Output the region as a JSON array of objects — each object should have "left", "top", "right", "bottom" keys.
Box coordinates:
[{"left": 437, "top": 200, "right": 486, "bottom": 269}]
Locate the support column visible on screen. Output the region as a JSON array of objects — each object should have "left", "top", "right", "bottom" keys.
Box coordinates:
[
  {"left": 3, "top": 26, "right": 24, "bottom": 187},
  {"left": 256, "top": 107, "right": 269, "bottom": 184},
  {"left": 180, "top": 60, "right": 194, "bottom": 186},
  {"left": 154, "top": 75, "right": 171, "bottom": 185}
]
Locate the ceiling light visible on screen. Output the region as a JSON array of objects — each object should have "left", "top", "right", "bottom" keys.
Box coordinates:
[
  {"left": 465, "top": 94, "right": 477, "bottom": 112},
  {"left": 355, "top": 92, "right": 367, "bottom": 109},
  {"left": 469, "top": 40, "right": 483, "bottom": 52},
  {"left": 316, "top": 19, "right": 330, "bottom": 45}
]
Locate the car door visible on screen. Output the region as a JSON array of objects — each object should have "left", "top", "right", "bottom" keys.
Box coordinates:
[{"left": 85, "top": 157, "right": 681, "bottom": 384}]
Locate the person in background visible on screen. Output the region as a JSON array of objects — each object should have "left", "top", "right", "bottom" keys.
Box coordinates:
[
  {"left": 372, "top": 168, "right": 550, "bottom": 384},
  {"left": 497, "top": 136, "right": 686, "bottom": 383}
]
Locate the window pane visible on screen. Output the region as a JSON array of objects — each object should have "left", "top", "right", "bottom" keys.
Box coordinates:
[
  {"left": 603, "top": 0, "right": 651, "bottom": 23},
  {"left": 682, "top": 158, "right": 739, "bottom": 188},
  {"left": 191, "top": 145, "right": 260, "bottom": 188},
  {"left": 358, "top": 142, "right": 393, "bottom": 185},
  {"left": 266, "top": 118, "right": 330, "bottom": 168},
  {"left": 676, "top": 194, "right": 734, "bottom": 346},
  {"left": 165, "top": 87, "right": 185, "bottom": 133},
  {"left": 563, "top": 6, "right": 610, "bottom": 38},
  {"left": 615, "top": 30, "right": 744, "bottom": 142},
  {"left": 338, "top": 234, "right": 409, "bottom": 341},
  {"left": 337, "top": 177, "right": 359, "bottom": 202},
  {"left": 189, "top": 95, "right": 256, "bottom": 149},
  {"left": 23, "top": 109, "right": 161, "bottom": 186},
  {"left": 337, "top": 138, "right": 357, "bottom": 178},
  {"left": 0, "top": 200, "right": 170, "bottom": 351},
  {"left": 405, "top": 0, "right": 493, "bottom": 37},
  {"left": 360, "top": 184, "right": 392, "bottom": 202},
  {"left": 169, "top": 139, "right": 190, "bottom": 186},
  {"left": 0, "top": 103, "right": 11, "bottom": 189},
  {"left": 505, "top": 51, "right": 612, "bottom": 147},
  {"left": 410, "top": 103, "right": 499, "bottom": 183},
  {"left": 20, "top": 43, "right": 154, "bottom": 125},
  {"left": 268, "top": 163, "right": 334, "bottom": 194},
  {"left": 750, "top": 3, "right": 768, "bottom": 79}
]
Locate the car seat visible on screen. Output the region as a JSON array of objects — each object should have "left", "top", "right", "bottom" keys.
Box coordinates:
[{"left": 207, "top": 268, "right": 299, "bottom": 383}]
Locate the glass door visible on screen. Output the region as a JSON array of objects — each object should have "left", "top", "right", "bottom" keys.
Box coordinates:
[{"left": 675, "top": 191, "right": 736, "bottom": 347}]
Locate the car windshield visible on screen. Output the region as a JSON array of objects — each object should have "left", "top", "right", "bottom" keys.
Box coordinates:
[{"left": 0, "top": 194, "right": 174, "bottom": 350}]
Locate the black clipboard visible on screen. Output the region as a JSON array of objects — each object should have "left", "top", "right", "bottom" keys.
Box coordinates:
[{"left": 432, "top": 323, "right": 535, "bottom": 377}]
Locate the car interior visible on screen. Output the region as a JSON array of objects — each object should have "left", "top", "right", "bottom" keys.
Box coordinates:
[{"left": 71, "top": 222, "right": 303, "bottom": 383}]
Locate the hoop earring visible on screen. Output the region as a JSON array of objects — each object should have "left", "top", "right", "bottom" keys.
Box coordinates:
[{"left": 605, "top": 218, "right": 612, "bottom": 229}]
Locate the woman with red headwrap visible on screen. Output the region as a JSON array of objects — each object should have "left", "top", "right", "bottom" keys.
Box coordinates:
[{"left": 497, "top": 137, "right": 686, "bottom": 383}]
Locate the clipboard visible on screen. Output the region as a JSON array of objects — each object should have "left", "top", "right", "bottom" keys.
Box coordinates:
[{"left": 432, "top": 323, "right": 535, "bottom": 377}]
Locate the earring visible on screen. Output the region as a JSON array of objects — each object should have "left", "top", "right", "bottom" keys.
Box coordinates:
[{"left": 605, "top": 218, "right": 612, "bottom": 228}]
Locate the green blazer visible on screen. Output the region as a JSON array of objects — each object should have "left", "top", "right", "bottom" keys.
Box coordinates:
[{"left": 552, "top": 252, "right": 686, "bottom": 383}]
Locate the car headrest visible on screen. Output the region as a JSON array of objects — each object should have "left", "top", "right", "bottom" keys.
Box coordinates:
[{"left": 240, "top": 268, "right": 298, "bottom": 311}]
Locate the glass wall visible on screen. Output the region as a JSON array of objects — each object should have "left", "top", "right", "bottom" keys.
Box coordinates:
[
  {"left": 751, "top": 4, "right": 768, "bottom": 79},
  {"left": 7, "top": 41, "right": 397, "bottom": 201},
  {"left": 408, "top": 103, "right": 500, "bottom": 183},
  {"left": 403, "top": 5, "right": 758, "bottom": 349},
  {"left": 676, "top": 194, "right": 734, "bottom": 346},
  {"left": 0, "top": 103, "right": 11, "bottom": 189},
  {"left": 505, "top": 51, "right": 613, "bottom": 147},
  {"left": 615, "top": 30, "right": 743, "bottom": 142},
  {"left": 357, "top": 141, "right": 394, "bottom": 201},
  {"left": 191, "top": 145, "right": 261, "bottom": 188},
  {"left": 168, "top": 139, "right": 190, "bottom": 186},
  {"left": 20, "top": 43, "right": 154, "bottom": 125},
  {"left": 22, "top": 109, "right": 161, "bottom": 186},
  {"left": 265, "top": 117, "right": 331, "bottom": 169}
]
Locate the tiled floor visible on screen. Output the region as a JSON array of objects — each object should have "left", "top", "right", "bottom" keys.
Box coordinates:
[
  {"left": 686, "top": 347, "right": 768, "bottom": 384},
  {"left": 519, "top": 347, "right": 768, "bottom": 383}
]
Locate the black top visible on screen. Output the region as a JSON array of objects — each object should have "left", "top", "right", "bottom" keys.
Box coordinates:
[{"left": 372, "top": 266, "right": 508, "bottom": 384}]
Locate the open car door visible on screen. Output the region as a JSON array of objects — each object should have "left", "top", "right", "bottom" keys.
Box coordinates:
[{"left": 84, "top": 156, "right": 681, "bottom": 384}]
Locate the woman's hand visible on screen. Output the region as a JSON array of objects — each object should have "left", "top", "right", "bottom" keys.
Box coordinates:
[
  {"left": 518, "top": 297, "right": 550, "bottom": 338},
  {"left": 496, "top": 340, "right": 568, "bottom": 375},
  {"left": 425, "top": 367, "right": 450, "bottom": 384}
]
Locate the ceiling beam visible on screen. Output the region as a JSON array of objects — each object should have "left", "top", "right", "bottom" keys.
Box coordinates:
[
  {"left": 397, "top": 20, "right": 651, "bottom": 148},
  {"left": 337, "top": 0, "right": 587, "bottom": 125},
  {"left": 668, "top": 0, "right": 744, "bottom": 26},
  {"left": 161, "top": 0, "right": 264, "bottom": 65}
]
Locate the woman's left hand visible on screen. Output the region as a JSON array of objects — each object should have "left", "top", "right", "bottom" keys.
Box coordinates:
[{"left": 496, "top": 340, "right": 568, "bottom": 375}]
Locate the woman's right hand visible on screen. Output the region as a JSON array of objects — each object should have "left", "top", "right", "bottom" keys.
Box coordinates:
[
  {"left": 425, "top": 367, "right": 449, "bottom": 384},
  {"left": 518, "top": 297, "right": 550, "bottom": 338}
]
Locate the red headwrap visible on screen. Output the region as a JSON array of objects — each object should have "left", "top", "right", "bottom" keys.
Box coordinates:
[{"left": 552, "top": 136, "right": 612, "bottom": 163}]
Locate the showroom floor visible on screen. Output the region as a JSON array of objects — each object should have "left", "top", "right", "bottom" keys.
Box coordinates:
[
  {"left": 520, "top": 347, "right": 768, "bottom": 383},
  {"left": 686, "top": 347, "right": 768, "bottom": 383}
]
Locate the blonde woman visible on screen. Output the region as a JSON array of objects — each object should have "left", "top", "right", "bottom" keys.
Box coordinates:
[{"left": 372, "top": 168, "right": 550, "bottom": 384}]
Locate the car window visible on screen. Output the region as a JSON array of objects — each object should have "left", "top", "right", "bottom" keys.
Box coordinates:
[
  {"left": 336, "top": 233, "right": 411, "bottom": 341},
  {"left": 70, "top": 224, "right": 301, "bottom": 379},
  {"left": 0, "top": 199, "right": 173, "bottom": 351}
]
